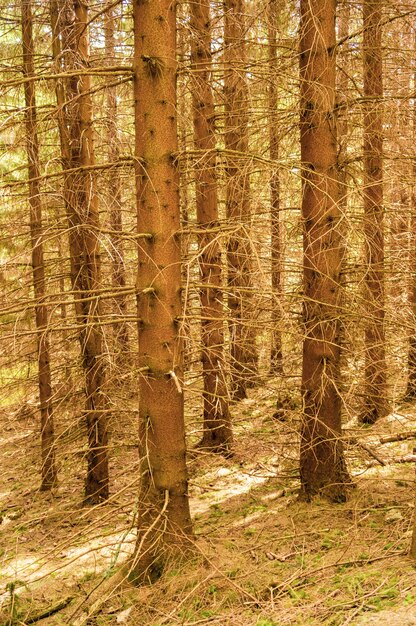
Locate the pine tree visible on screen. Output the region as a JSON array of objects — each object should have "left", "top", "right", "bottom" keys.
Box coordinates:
[
  {"left": 360, "top": 0, "right": 389, "bottom": 423},
  {"left": 21, "top": 0, "right": 57, "bottom": 490},
  {"left": 299, "top": 0, "right": 350, "bottom": 502},
  {"left": 190, "top": 0, "right": 232, "bottom": 453},
  {"left": 131, "top": 0, "right": 193, "bottom": 581},
  {"left": 51, "top": 0, "right": 109, "bottom": 503},
  {"left": 224, "top": 0, "right": 258, "bottom": 400}
]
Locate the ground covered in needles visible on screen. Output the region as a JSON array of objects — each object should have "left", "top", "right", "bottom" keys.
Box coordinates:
[{"left": 1, "top": 381, "right": 416, "bottom": 625}]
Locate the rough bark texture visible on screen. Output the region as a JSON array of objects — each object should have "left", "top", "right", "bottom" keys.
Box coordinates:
[
  {"left": 406, "top": 32, "right": 416, "bottom": 399},
  {"left": 268, "top": 0, "right": 284, "bottom": 374},
  {"left": 224, "top": 0, "right": 258, "bottom": 400},
  {"left": 337, "top": 1, "right": 350, "bottom": 378},
  {"left": 22, "top": 0, "right": 57, "bottom": 490},
  {"left": 299, "top": 0, "right": 350, "bottom": 502},
  {"left": 360, "top": 0, "right": 389, "bottom": 423},
  {"left": 190, "top": 0, "right": 233, "bottom": 453},
  {"left": 131, "top": 0, "right": 192, "bottom": 582},
  {"left": 104, "top": 2, "right": 129, "bottom": 364},
  {"left": 52, "top": 0, "right": 109, "bottom": 503}
]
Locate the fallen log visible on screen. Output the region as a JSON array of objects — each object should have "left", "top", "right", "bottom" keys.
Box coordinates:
[{"left": 380, "top": 431, "right": 416, "bottom": 444}]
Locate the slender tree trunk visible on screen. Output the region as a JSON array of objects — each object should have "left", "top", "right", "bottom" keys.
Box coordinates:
[
  {"left": 268, "top": 0, "right": 283, "bottom": 374},
  {"left": 224, "top": 0, "right": 258, "bottom": 400},
  {"left": 410, "top": 474, "right": 416, "bottom": 559},
  {"left": 21, "top": 0, "right": 57, "bottom": 490},
  {"left": 104, "top": 1, "right": 129, "bottom": 364},
  {"left": 406, "top": 33, "right": 416, "bottom": 398},
  {"left": 52, "top": 0, "right": 109, "bottom": 503},
  {"left": 337, "top": 1, "right": 350, "bottom": 379},
  {"left": 360, "top": 0, "right": 389, "bottom": 423},
  {"left": 190, "top": 0, "right": 233, "bottom": 453},
  {"left": 299, "top": 0, "right": 350, "bottom": 502},
  {"left": 131, "top": 0, "right": 192, "bottom": 582}
]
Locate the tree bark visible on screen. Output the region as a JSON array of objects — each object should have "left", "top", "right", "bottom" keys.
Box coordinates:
[
  {"left": 104, "top": 1, "right": 129, "bottom": 365},
  {"left": 337, "top": 1, "right": 350, "bottom": 380},
  {"left": 268, "top": 0, "right": 284, "bottom": 374},
  {"left": 190, "top": 0, "right": 233, "bottom": 453},
  {"left": 406, "top": 31, "right": 416, "bottom": 399},
  {"left": 224, "top": 0, "right": 258, "bottom": 400},
  {"left": 52, "top": 0, "right": 109, "bottom": 503},
  {"left": 21, "top": 0, "right": 57, "bottom": 490},
  {"left": 131, "top": 0, "right": 193, "bottom": 582},
  {"left": 299, "top": 0, "right": 350, "bottom": 502},
  {"left": 360, "top": 0, "right": 389, "bottom": 423}
]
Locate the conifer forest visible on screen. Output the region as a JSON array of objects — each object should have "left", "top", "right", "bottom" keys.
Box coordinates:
[{"left": 2, "top": 0, "right": 416, "bottom": 624}]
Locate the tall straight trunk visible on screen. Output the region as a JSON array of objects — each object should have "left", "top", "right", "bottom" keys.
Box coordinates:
[
  {"left": 337, "top": 1, "right": 350, "bottom": 379},
  {"left": 224, "top": 0, "right": 258, "bottom": 400},
  {"left": 104, "top": 1, "right": 129, "bottom": 363},
  {"left": 360, "top": 0, "right": 388, "bottom": 423},
  {"left": 268, "top": 0, "right": 283, "bottom": 374},
  {"left": 299, "top": 0, "right": 349, "bottom": 502},
  {"left": 190, "top": 0, "right": 232, "bottom": 453},
  {"left": 131, "top": 0, "right": 192, "bottom": 582},
  {"left": 21, "top": 0, "right": 57, "bottom": 490},
  {"left": 52, "top": 0, "right": 109, "bottom": 503},
  {"left": 406, "top": 31, "right": 416, "bottom": 398}
]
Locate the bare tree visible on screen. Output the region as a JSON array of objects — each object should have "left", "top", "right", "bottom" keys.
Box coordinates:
[
  {"left": 224, "top": 0, "right": 258, "bottom": 400},
  {"left": 190, "top": 0, "right": 233, "bottom": 453},
  {"left": 21, "top": 0, "right": 57, "bottom": 490},
  {"left": 104, "top": 1, "right": 129, "bottom": 364},
  {"left": 299, "top": 0, "right": 350, "bottom": 501},
  {"left": 268, "top": 0, "right": 284, "bottom": 374},
  {"left": 406, "top": 30, "right": 416, "bottom": 399},
  {"left": 360, "top": 0, "right": 389, "bottom": 423},
  {"left": 131, "top": 0, "right": 193, "bottom": 581},
  {"left": 51, "top": 0, "right": 109, "bottom": 503}
]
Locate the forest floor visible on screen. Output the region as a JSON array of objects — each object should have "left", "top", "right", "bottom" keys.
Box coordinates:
[{"left": 1, "top": 378, "right": 416, "bottom": 625}]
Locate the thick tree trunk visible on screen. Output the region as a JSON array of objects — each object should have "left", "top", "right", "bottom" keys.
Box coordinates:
[
  {"left": 190, "top": 0, "right": 232, "bottom": 453},
  {"left": 131, "top": 0, "right": 193, "bottom": 582},
  {"left": 268, "top": 0, "right": 284, "bottom": 374},
  {"left": 21, "top": 0, "right": 57, "bottom": 490},
  {"left": 224, "top": 0, "right": 258, "bottom": 400},
  {"left": 52, "top": 0, "right": 109, "bottom": 503},
  {"left": 360, "top": 0, "right": 389, "bottom": 423},
  {"left": 299, "top": 0, "right": 350, "bottom": 502},
  {"left": 104, "top": 2, "right": 129, "bottom": 364}
]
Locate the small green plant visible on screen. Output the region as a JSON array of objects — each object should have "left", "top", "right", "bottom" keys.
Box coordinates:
[
  {"left": 5, "top": 579, "right": 27, "bottom": 625},
  {"left": 209, "top": 503, "right": 224, "bottom": 518},
  {"left": 244, "top": 504, "right": 267, "bottom": 516},
  {"left": 79, "top": 570, "right": 95, "bottom": 584}
]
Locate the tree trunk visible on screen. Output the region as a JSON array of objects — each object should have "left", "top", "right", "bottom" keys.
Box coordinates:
[
  {"left": 360, "top": 0, "right": 389, "bottom": 423},
  {"left": 337, "top": 0, "right": 350, "bottom": 380},
  {"left": 104, "top": 1, "right": 129, "bottom": 365},
  {"left": 190, "top": 0, "right": 233, "bottom": 453},
  {"left": 52, "top": 0, "right": 109, "bottom": 503},
  {"left": 131, "top": 0, "right": 193, "bottom": 582},
  {"left": 268, "top": 0, "right": 284, "bottom": 374},
  {"left": 299, "top": 0, "right": 350, "bottom": 502},
  {"left": 224, "top": 0, "right": 258, "bottom": 400},
  {"left": 406, "top": 32, "right": 416, "bottom": 399},
  {"left": 21, "top": 0, "right": 57, "bottom": 491}
]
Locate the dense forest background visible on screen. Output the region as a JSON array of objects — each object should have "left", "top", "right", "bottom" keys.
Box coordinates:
[{"left": 1, "top": 0, "right": 416, "bottom": 624}]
